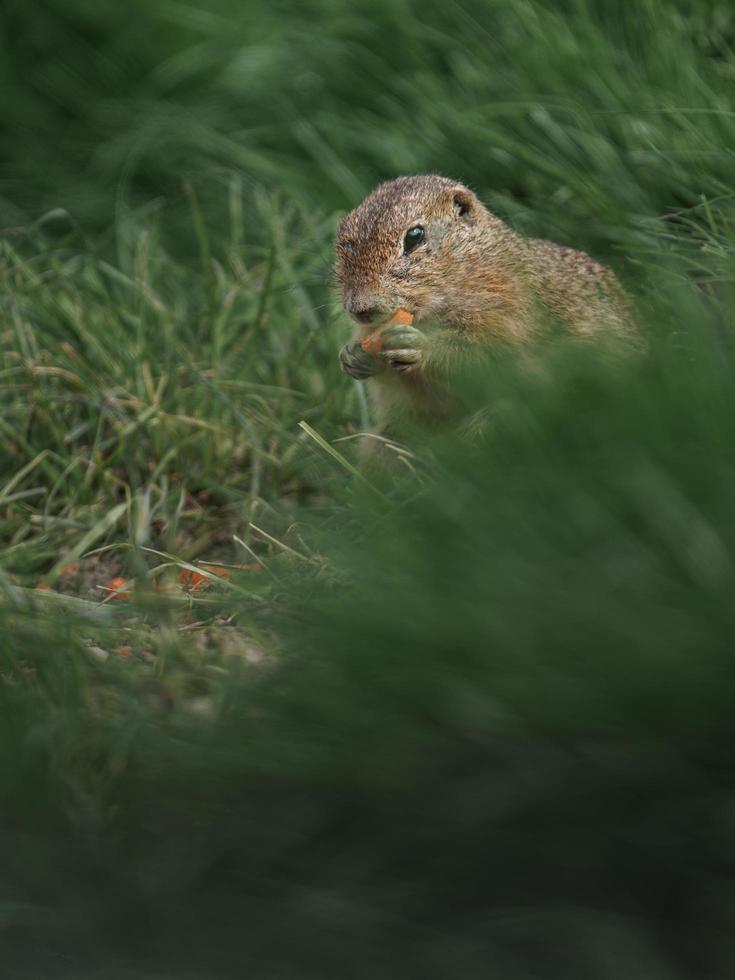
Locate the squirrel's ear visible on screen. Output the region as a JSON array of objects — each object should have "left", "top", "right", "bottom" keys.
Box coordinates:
[{"left": 451, "top": 187, "right": 476, "bottom": 220}]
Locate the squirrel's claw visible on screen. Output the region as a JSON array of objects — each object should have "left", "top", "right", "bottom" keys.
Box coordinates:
[
  {"left": 339, "top": 341, "right": 384, "bottom": 380},
  {"left": 379, "top": 324, "right": 426, "bottom": 349},
  {"left": 379, "top": 324, "right": 427, "bottom": 373},
  {"left": 381, "top": 348, "right": 424, "bottom": 373},
  {"left": 340, "top": 325, "right": 427, "bottom": 380}
]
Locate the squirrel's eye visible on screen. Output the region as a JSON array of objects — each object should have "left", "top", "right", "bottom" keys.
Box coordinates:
[{"left": 403, "top": 226, "right": 425, "bottom": 254}]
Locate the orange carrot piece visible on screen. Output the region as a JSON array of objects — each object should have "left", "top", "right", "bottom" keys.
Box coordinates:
[
  {"left": 361, "top": 307, "right": 414, "bottom": 355},
  {"left": 103, "top": 576, "right": 133, "bottom": 601}
]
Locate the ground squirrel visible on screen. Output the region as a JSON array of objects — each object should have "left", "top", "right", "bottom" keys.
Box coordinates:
[{"left": 336, "top": 175, "right": 632, "bottom": 432}]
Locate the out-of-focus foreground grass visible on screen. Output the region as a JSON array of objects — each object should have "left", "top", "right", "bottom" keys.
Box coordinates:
[{"left": 2, "top": 1, "right": 735, "bottom": 976}]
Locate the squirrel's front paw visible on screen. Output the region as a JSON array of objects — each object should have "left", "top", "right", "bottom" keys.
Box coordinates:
[
  {"left": 379, "top": 324, "right": 427, "bottom": 374},
  {"left": 339, "top": 341, "right": 384, "bottom": 380}
]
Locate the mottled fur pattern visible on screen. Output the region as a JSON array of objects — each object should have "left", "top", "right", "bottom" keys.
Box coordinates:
[{"left": 336, "top": 175, "right": 633, "bottom": 431}]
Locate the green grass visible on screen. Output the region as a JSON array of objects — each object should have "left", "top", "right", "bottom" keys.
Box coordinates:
[
  {"left": 1, "top": 189, "right": 355, "bottom": 556},
  {"left": 2, "top": 1, "right": 735, "bottom": 976}
]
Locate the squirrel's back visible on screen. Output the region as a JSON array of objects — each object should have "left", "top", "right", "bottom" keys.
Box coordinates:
[{"left": 526, "top": 237, "right": 634, "bottom": 336}]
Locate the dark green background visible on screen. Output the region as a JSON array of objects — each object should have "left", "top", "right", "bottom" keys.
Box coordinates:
[
  {"left": 2, "top": 2, "right": 735, "bottom": 977},
  {"left": 3, "top": 0, "right": 733, "bottom": 252}
]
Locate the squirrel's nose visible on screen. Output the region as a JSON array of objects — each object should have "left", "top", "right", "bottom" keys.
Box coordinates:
[
  {"left": 351, "top": 307, "right": 380, "bottom": 324},
  {"left": 344, "top": 289, "right": 380, "bottom": 324}
]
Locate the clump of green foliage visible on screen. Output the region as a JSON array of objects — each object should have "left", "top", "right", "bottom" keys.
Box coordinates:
[{"left": 2, "top": 1, "right": 735, "bottom": 977}]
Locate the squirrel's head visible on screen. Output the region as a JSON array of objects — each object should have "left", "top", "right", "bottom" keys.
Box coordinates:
[{"left": 336, "top": 175, "right": 493, "bottom": 328}]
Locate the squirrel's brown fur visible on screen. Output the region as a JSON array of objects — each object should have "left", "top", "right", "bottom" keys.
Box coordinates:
[{"left": 336, "top": 175, "right": 633, "bottom": 432}]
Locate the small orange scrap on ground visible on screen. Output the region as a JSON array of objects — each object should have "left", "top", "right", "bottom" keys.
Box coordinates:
[
  {"left": 103, "top": 577, "right": 134, "bottom": 601},
  {"left": 360, "top": 307, "right": 414, "bottom": 355},
  {"left": 180, "top": 565, "right": 232, "bottom": 592}
]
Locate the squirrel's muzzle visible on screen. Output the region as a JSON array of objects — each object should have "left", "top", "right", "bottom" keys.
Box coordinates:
[{"left": 343, "top": 288, "right": 382, "bottom": 325}]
